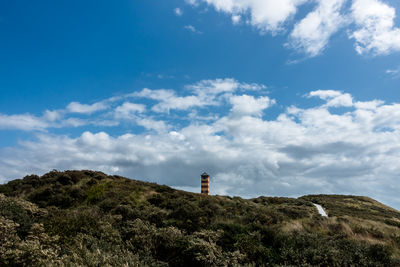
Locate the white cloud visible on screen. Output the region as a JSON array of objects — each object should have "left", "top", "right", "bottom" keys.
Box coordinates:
[
  {"left": 232, "top": 15, "right": 241, "bottom": 24},
  {"left": 134, "top": 88, "right": 175, "bottom": 100},
  {"left": 386, "top": 66, "right": 400, "bottom": 78},
  {"left": 308, "top": 90, "right": 353, "bottom": 107},
  {"left": 185, "top": 0, "right": 198, "bottom": 6},
  {"left": 0, "top": 114, "right": 48, "bottom": 131},
  {"left": 62, "top": 118, "right": 87, "bottom": 128},
  {"left": 0, "top": 79, "right": 266, "bottom": 132},
  {"left": 187, "top": 78, "right": 240, "bottom": 95},
  {"left": 115, "top": 102, "right": 146, "bottom": 119},
  {"left": 189, "top": 0, "right": 307, "bottom": 33},
  {"left": 188, "top": 0, "right": 400, "bottom": 57},
  {"left": 350, "top": 0, "right": 400, "bottom": 55},
  {"left": 3, "top": 80, "right": 400, "bottom": 208},
  {"left": 43, "top": 110, "right": 62, "bottom": 122},
  {"left": 184, "top": 25, "right": 202, "bottom": 34},
  {"left": 187, "top": 78, "right": 265, "bottom": 96},
  {"left": 67, "top": 101, "right": 108, "bottom": 114},
  {"left": 289, "top": 0, "right": 347, "bottom": 57},
  {"left": 134, "top": 78, "right": 267, "bottom": 113},
  {"left": 174, "top": 8, "right": 183, "bottom": 16},
  {"left": 0, "top": 110, "right": 90, "bottom": 131},
  {"left": 230, "top": 94, "right": 275, "bottom": 116},
  {"left": 309, "top": 89, "right": 343, "bottom": 99},
  {"left": 136, "top": 118, "right": 169, "bottom": 133},
  {"left": 386, "top": 69, "right": 399, "bottom": 75},
  {"left": 153, "top": 95, "right": 202, "bottom": 113},
  {"left": 134, "top": 88, "right": 205, "bottom": 112},
  {"left": 354, "top": 99, "right": 384, "bottom": 110}
]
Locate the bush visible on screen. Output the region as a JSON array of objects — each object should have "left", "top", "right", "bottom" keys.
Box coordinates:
[
  {"left": 1, "top": 171, "right": 400, "bottom": 266},
  {"left": 0, "top": 195, "right": 35, "bottom": 238}
]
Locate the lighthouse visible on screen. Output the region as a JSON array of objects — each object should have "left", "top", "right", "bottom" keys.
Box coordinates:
[{"left": 201, "top": 172, "right": 210, "bottom": 195}]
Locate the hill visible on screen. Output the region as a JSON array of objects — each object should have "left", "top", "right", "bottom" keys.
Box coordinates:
[{"left": 1, "top": 170, "right": 400, "bottom": 266}]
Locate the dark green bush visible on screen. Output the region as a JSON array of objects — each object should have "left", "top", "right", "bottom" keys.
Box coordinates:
[{"left": 0, "top": 198, "right": 34, "bottom": 238}]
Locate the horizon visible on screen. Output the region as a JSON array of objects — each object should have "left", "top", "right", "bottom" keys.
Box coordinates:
[{"left": 1, "top": 0, "right": 400, "bottom": 208}]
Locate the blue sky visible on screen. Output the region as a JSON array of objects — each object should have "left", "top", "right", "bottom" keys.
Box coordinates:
[{"left": 1, "top": 0, "right": 400, "bottom": 207}]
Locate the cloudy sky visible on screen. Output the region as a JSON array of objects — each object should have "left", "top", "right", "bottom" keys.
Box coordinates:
[{"left": 1, "top": 0, "right": 400, "bottom": 208}]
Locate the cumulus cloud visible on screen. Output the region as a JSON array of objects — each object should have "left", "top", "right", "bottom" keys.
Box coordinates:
[
  {"left": 308, "top": 90, "right": 353, "bottom": 107},
  {"left": 288, "top": 0, "right": 347, "bottom": 57},
  {"left": 187, "top": 78, "right": 240, "bottom": 96},
  {"left": 189, "top": 0, "right": 307, "bottom": 33},
  {"left": 350, "top": 0, "right": 400, "bottom": 55},
  {"left": 134, "top": 88, "right": 204, "bottom": 112},
  {"left": 136, "top": 118, "right": 169, "bottom": 133},
  {"left": 188, "top": 0, "right": 400, "bottom": 57},
  {"left": 230, "top": 95, "right": 275, "bottom": 116},
  {"left": 114, "top": 102, "right": 146, "bottom": 119},
  {"left": 0, "top": 78, "right": 266, "bottom": 130},
  {"left": 2, "top": 80, "right": 400, "bottom": 208},
  {"left": 43, "top": 110, "right": 62, "bottom": 122},
  {"left": 134, "top": 78, "right": 266, "bottom": 113},
  {"left": 354, "top": 99, "right": 383, "bottom": 110}
]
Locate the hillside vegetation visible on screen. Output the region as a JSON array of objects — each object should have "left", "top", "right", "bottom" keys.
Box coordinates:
[{"left": 1, "top": 170, "right": 400, "bottom": 266}]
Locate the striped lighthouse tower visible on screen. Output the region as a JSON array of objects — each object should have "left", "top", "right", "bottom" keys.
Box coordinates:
[{"left": 201, "top": 172, "right": 210, "bottom": 195}]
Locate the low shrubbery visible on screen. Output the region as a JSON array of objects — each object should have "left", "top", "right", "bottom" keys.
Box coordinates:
[{"left": 1, "top": 170, "right": 400, "bottom": 266}]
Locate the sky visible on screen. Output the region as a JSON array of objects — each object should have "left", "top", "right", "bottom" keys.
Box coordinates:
[{"left": 1, "top": 0, "right": 400, "bottom": 208}]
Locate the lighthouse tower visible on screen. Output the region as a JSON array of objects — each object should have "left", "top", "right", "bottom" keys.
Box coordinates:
[{"left": 201, "top": 172, "right": 210, "bottom": 195}]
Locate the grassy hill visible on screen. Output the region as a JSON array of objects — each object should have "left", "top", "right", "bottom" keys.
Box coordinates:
[{"left": 1, "top": 170, "right": 400, "bottom": 266}]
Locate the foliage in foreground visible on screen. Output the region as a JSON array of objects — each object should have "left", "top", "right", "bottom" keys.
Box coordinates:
[{"left": 1, "top": 170, "right": 400, "bottom": 266}]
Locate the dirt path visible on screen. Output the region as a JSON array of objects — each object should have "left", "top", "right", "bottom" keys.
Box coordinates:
[{"left": 313, "top": 203, "right": 328, "bottom": 217}]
